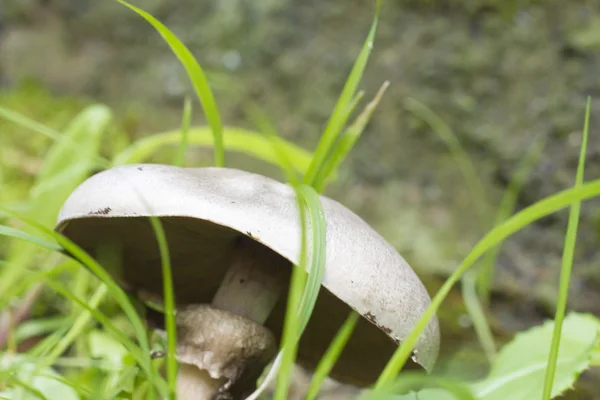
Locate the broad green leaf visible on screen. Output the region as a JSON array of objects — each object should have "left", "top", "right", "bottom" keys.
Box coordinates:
[
  {"left": 111, "top": 127, "right": 314, "bottom": 175},
  {"left": 88, "top": 330, "right": 129, "bottom": 368},
  {"left": 88, "top": 330, "right": 137, "bottom": 397},
  {"left": 0, "top": 355, "right": 80, "bottom": 400},
  {"left": 361, "top": 372, "right": 474, "bottom": 400},
  {"left": 471, "top": 313, "right": 600, "bottom": 400}
]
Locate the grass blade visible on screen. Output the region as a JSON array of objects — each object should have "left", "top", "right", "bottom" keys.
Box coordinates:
[
  {"left": 1, "top": 105, "right": 112, "bottom": 295},
  {"left": 0, "top": 225, "right": 62, "bottom": 252},
  {"left": 273, "top": 184, "right": 327, "bottom": 400},
  {"left": 374, "top": 177, "right": 600, "bottom": 389},
  {"left": 148, "top": 217, "right": 178, "bottom": 400},
  {"left": 0, "top": 106, "right": 110, "bottom": 169},
  {"left": 0, "top": 205, "right": 165, "bottom": 398},
  {"left": 241, "top": 101, "right": 300, "bottom": 185},
  {"left": 295, "top": 186, "right": 328, "bottom": 334},
  {"left": 405, "top": 97, "right": 496, "bottom": 361},
  {"left": 305, "top": 311, "right": 360, "bottom": 400},
  {"left": 476, "top": 136, "right": 547, "bottom": 301},
  {"left": 115, "top": 0, "right": 225, "bottom": 167},
  {"left": 111, "top": 127, "right": 315, "bottom": 175},
  {"left": 173, "top": 96, "right": 192, "bottom": 167},
  {"left": 303, "top": 0, "right": 381, "bottom": 187},
  {"left": 541, "top": 97, "right": 591, "bottom": 400},
  {"left": 313, "top": 81, "right": 389, "bottom": 192},
  {"left": 461, "top": 273, "right": 496, "bottom": 362},
  {"left": 44, "top": 284, "right": 108, "bottom": 365},
  {"left": 404, "top": 97, "right": 489, "bottom": 217}
]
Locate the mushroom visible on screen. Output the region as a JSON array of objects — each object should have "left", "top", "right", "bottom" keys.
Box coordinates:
[{"left": 54, "top": 164, "right": 440, "bottom": 399}]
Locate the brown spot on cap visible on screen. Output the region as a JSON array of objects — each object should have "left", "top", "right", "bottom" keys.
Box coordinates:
[
  {"left": 364, "top": 311, "right": 392, "bottom": 335},
  {"left": 88, "top": 207, "right": 111, "bottom": 215}
]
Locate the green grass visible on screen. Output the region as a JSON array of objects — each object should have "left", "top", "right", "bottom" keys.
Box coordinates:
[
  {"left": 540, "top": 97, "right": 590, "bottom": 400},
  {"left": 1, "top": 0, "right": 599, "bottom": 399}
]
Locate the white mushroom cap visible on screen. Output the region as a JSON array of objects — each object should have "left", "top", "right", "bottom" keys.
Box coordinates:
[{"left": 55, "top": 164, "right": 440, "bottom": 384}]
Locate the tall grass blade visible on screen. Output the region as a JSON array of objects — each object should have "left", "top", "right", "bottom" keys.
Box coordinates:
[
  {"left": 148, "top": 217, "right": 178, "bottom": 400},
  {"left": 404, "top": 97, "right": 489, "bottom": 217},
  {"left": 273, "top": 185, "right": 327, "bottom": 400},
  {"left": 405, "top": 97, "right": 496, "bottom": 360},
  {"left": 242, "top": 101, "right": 300, "bottom": 185},
  {"left": 44, "top": 284, "right": 108, "bottom": 366},
  {"left": 0, "top": 225, "right": 62, "bottom": 252},
  {"left": 244, "top": 114, "right": 326, "bottom": 400},
  {"left": 476, "top": 136, "right": 547, "bottom": 301},
  {"left": 313, "top": 81, "right": 389, "bottom": 192},
  {"left": 173, "top": 96, "right": 192, "bottom": 167},
  {"left": 303, "top": 0, "right": 381, "bottom": 187},
  {"left": 0, "top": 106, "right": 111, "bottom": 169},
  {"left": 541, "top": 97, "right": 591, "bottom": 400},
  {"left": 305, "top": 311, "right": 360, "bottom": 400},
  {"left": 115, "top": 0, "right": 226, "bottom": 167}
]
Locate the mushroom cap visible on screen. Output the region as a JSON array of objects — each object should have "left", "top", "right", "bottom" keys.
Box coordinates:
[{"left": 55, "top": 164, "right": 440, "bottom": 384}]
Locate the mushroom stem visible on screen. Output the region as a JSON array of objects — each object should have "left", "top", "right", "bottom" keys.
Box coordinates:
[
  {"left": 177, "top": 364, "right": 227, "bottom": 400},
  {"left": 212, "top": 236, "right": 289, "bottom": 323},
  {"left": 174, "top": 236, "right": 290, "bottom": 399}
]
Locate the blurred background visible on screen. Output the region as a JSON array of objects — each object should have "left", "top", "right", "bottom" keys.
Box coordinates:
[{"left": 1, "top": 0, "right": 600, "bottom": 398}]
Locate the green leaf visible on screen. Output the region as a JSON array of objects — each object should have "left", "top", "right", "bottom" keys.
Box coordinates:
[
  {"left": 88, "top": 330, "right": 129, "bottom": 369},
  {"left": 0, "top": 355, "right": 80, "bottom": 400},
  {"left": 361, "top": 372, "right": 475, "bottom": 400},
  {"left": 115, "top": 0, "right": 225, "bottom": 167},
  {"left": 88, "top": 330, "right": 138, "bottom": 397},
  {"left": 471, "top": 313, "right": 600, "bottom": 400}
]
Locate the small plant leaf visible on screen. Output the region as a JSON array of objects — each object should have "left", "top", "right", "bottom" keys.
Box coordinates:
[{"left": 471, "top": 313, "right": 600, "bottom": 400}]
